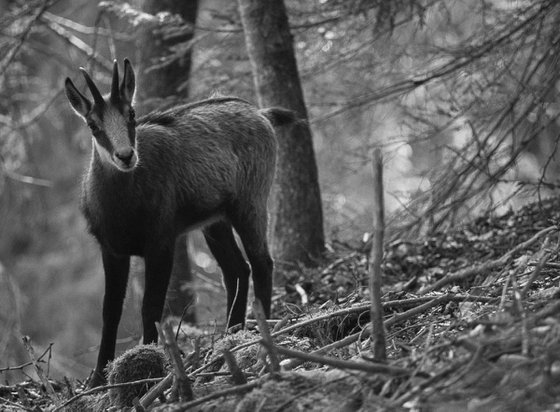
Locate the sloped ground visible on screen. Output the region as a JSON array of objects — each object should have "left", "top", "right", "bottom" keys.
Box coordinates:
[{"left": 2, "top": 197, "right": 560, "bottom": 411}]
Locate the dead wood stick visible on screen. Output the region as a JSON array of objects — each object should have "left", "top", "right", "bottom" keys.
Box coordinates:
[
  {"left": 132, "top": 397, "right": 146, "bottom": 412},
  {"left": 140, "top": 338, "right": 212, "bottom": 407},
  {"left": 139, "top": 374, "right": 173, "bottom": 408},
  {"left": 418, "top": 226, "right": 557, "bottom": 294},
  {"left": 509, "top": 264, "right": 530, "bottom": 356},
  {"left": 384, "top": 293, "right": 452, "bottom": 327},
  {"left": 253, "top": 299, "right": 281, "bottom": 372},
  {"left": 520, "top": 238, "right": 551, "bottom": 298},
  {"left": 294, "top": 283, "right": 309, "bottom": 305},
  {"left": 369, "top": 148, "right": 387, "bottom": 360},
  {"left": 229, "top": 294, "right": 496, "bottom": 358},
  {"left": 0, "top": 395, "right": 34, "bottom": 412},
  {"left": 320, "top": 252, "right": 360, "bottom": 275},
  {"left": 222, "top": 349, "right": 247, "bottom": 385},
  {"left": 391, "top": 358, "right": 469, "bottom": 406},
  {"left": 21, "top": 336, "right": 58, "bottom": 401},
  {"left": 53, "top": 378, "right": 163, "bottom": 412},
  {"left": 272, "top": 378, "right": 347, "bottom": 412},
  {"left": 274, "top": 345, "right": 410, "bottom": 376},
  {"left": 283, "top": 294, "right": 453, "bottom": 370},
  {"left": 165, "top": 381, "right": 261, "bottom": 411},
  {"left": 0, "top": 361, "right": 35, "bottom": 372},
  {"left": 530, "top": 297, "right": 560, "bottom": 324},
  {"left": 184, "top": 294, "right": 497, "bottom": 379},
  {"left": 156, "top": 322, "right": 193, "bottom": 402}
]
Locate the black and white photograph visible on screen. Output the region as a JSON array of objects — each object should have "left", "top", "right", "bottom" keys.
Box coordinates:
[{"left": 1, "top": 0, "right": 560, "bottom": 410}]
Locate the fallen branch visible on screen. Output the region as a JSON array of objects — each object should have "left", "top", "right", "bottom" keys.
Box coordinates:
[
  {"left": 161, "top": 294, "right": 496, "bottom": 387},
  {"left": 165, "top": 380, "right": 260, "bottom": 411},
  {"left": 320, "top": 252, "right": 359, "bottom": 276},
  {"left": 369, "top": 148, "right": 387, "bottom": 360},
  {"left": 418, "top": 226, "right": 557, "bottom": 294},
  {"left": 275, "top": 345, "right": 410, "bottom": 376},
  {"left": 283, "top": 294, "right": 455, "bottom": 370},
  {"left": 156, "top": 322, "right": 193, "bottom": 402},
  {"left": 229, "top": 294, "right": 497, "bottom": 358},
  {"left": 222, "top": 349, "right": 247, "bottom": 385},
  {"left": 138, "top": 374, "right": 173, "bottom": 409},
  {"left": 0, "top": 395, "right": 33, "bottom": 412},
  {"left": 520, "top": 237, "right": 551, "bottom": 298},
  {"left": 253, "top": 300, "right": 281, "bottom": 373},
  {"left": 53, "top": 377, "right": 162, "bottom": 412},
  {"left": 22, "top": 337, "right": 58, "bottom": 402}
]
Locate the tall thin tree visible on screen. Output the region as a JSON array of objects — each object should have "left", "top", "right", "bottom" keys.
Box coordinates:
[{"left": 237, "top": 0, "right": 325, "bottom": 267}]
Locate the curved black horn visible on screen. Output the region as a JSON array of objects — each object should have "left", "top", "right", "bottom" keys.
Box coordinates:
[
  {"left": 110, "top": 60, "right": 120, "bottom": 103},
  {"left": 79, "top": 67, "right": 105, "bottom": 108}
]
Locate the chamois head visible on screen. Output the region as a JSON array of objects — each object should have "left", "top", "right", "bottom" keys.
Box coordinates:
[{"left": 65, "top": 59, "right": 138, "bottom": 172}]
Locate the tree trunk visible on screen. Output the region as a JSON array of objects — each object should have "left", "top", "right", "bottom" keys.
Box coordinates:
[
  {"left": 139, "top": 0, "right": 198, "bottom": 107},
  {"left": 140, "top": 0, "right": 198, "bottom": 322},
  {"left": 237, "top": 0, "right": 325, "bottom": 267}
]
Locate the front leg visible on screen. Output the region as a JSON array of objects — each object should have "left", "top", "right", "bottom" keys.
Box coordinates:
[
  {"left": 142, "top": 246, "right": 174, "bottom": 344},
  {"left": 90, "top": 248, "right": 130, "bottom": 388}
]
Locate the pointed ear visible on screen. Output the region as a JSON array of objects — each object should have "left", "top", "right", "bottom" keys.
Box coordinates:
[
  {"left": 120, "top": 58, "right": 135, "bottom": 104},
  {"left": 64, "top": 78, "right": 91, "bottom": 118}
]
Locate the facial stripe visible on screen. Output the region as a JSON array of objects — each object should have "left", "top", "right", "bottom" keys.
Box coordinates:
[
  {"left": 92, "top": 138, "right": 113, "bottom": 164},
  {"left": 104, "top": 107, "right": 131, "bottom": 151}
]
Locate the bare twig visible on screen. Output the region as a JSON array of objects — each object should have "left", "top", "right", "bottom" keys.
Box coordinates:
[
  {"left": 165, "top": 380, "right": 261, "bottom": 411},
  {"left": 0, "top": 361, "right": 34, "bottom": 373},
  {"left": 229, "top": 294, "right": 497, "bottom": 365},
  {"left": 510, "top": 264, "right": 530, "bottom": 356},
  {"left": 222, "top": 349, "right": 247, "bottom": 385},
  {"left": 253, "top": 300, "right": 281, "bottom": 373},
  {"left": 132, "top": 397, "right": 146, "bottom": 412},
  {"left": 391, "top": 358, "right": 470, "bottom": 405},
  {"left": 41, "top": 19, "right": 113, "bottom": 71},
  {"left": 320, "top": 252, "right": 359, "bottom": 275},
  {"left": 53, "top": 377, "right": 163, "bottom": 412},
  {"left": 21, "top": 336, "right": 58, "bottom": 401},
  {"left": 41, "top": 11, "right": 132, "bottom": 40},
  {"left": 0, "top": 343, "right": 53, "bottom": 373},
  {"left": 520, "top": 238, "right": 551, "bottom": 298},
  {"left": 0, "top": 0, "right": 58, "bottom": 76},
  {"left": 283, "top": 294, "right": 455, "bottom": 370},
  {"left": 418, "top": 226, "right": 557, "bottom": 294},
  {"left": 0, "top": 395, "right": 33, "bottom": 412},
  {"left": 138, "top": 374, "right": 173, "bottom": 409},
  {"left": 275, "top": 345, "right": 411, "bottom": 376},
  {"left": 156, "top": 322, "right": 193, "bottom": 402},
  {"left": 369, "top": 148, "right": 386, "bottom": 360},
  {"left": 293, "top": 283, "right": 309, "bottom": 305},
  {"left": 271, "top": 377, "right": 349, "bottom": 412}
]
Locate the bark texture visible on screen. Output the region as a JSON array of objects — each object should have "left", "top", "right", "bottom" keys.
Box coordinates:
[
  {"left": 238, "top": 0, "right": 325, "bottom": 267},
  {"left": 139, "top": 0, "right": 198, "bottom": 108}
]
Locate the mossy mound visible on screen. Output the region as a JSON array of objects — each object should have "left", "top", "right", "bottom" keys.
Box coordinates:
[{"left": 106, "top": 344, "right": 166, "bottom": 408}]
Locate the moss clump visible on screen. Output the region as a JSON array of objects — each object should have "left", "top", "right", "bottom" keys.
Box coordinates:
[{"left": 106, "top": 344, "right": 166, "bottom": 408}]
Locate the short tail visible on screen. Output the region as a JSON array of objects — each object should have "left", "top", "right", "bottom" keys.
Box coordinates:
[{"left": 259, "top": 107, "right": 300, "bottom": 127}]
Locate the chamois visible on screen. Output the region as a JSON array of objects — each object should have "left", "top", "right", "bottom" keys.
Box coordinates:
[{"left": 64, "top": 59, "right": 293, "bottom": 387}]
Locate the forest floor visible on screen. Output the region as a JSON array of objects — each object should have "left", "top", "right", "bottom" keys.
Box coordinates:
[{"left": 2, "top": 197, "right": 560, "bottom": 411}]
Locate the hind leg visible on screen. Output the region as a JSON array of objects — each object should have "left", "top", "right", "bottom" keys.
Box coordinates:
[
  {"left": 203, "top": 221, "right": 251, "bottom": 328},
  {"left": 231, "top": 207, "right": 273, "bottom": 318}
]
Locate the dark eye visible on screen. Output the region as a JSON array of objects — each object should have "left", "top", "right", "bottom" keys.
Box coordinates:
[
  {"left": 129, "top": 108, "right": 135, "bottom": 121},
  {"left": 88, "top": 122, "right": 100, "bottom": 133}
]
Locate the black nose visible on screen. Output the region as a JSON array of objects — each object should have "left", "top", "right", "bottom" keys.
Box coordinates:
[{"left": 115, "top": 148, "right": 134, "bottom": 164}]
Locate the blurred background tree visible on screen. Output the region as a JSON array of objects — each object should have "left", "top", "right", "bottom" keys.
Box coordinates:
[
  {"left": 238, "top": 0, "right": 325, "bottom": 268},
  {"left": 1, "top": 0, "right": 560, "bottom": 381}
]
